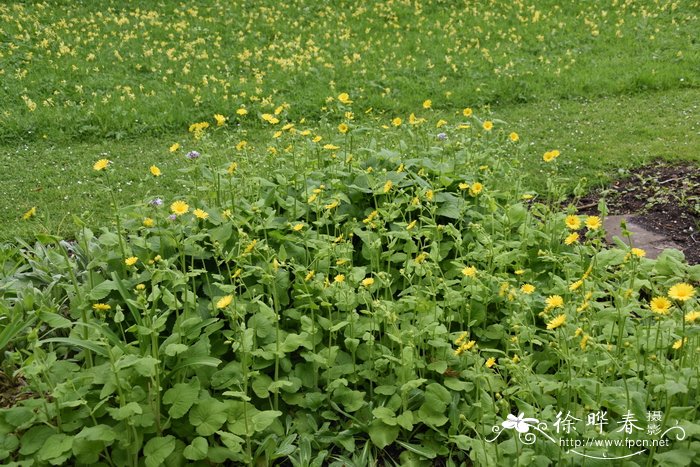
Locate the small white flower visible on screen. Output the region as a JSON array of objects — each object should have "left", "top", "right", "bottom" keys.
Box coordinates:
[{"left": 502, "top": 413, "right": 539, "bottom": 433}]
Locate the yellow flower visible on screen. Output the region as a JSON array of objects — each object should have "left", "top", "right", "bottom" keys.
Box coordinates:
[
  {"left": 509, "top": 132, "right": 519, "bottom": 142},
  {"left": 546, "top": 313, "right": 566, "bottom": 330},
  {"left": 650, "top": 297, "right": 672, "bottom": 315},
  {"left": 312, "top": 135, "right": 322, "bottom": 143},
  {"left": 684, "top": 310, "right": 700, "bottom": 323},
  {"left": 463, "top": 107, "right": 473, "bottom": 117},
  {"left": 216, "top": 295, "right": 233, "bottom": 309},
  {"left": 304, "top": 270, "right": 315, "bottom": 282},
  {"left": 143, "top": 217, "right": 154, "bottom": 228},
  {"left": 565, "top": 215, "right": 581, "bottom": 230},
  {"left": 565, "top": 233, "right": 579, "bottom": 245},
  {"left": 407, "top": 220, "right": 417, "bottom": 230},
  {"left": 289, "top": 223, "right": 304, "bottom": 232},
  {"left": 125, "top": 256, "right": 138, "bottom": 266},
  {"left": 169, "top": 143, "right": 180, "bottom": 152},
  {"left": 323, "top": 144, "right": 339, "bottom": 150},
  {"left": 521, "top": 284, "right": 535, "bottom": 294},
  {"left": 425, "top": 189, "right": 434, "bottom": 201},
  {"left": 585, "top": 216, "right": 602, "bottom": 230},
  {"left": 580, "top": 334, "right": 590, "bottom": 350},
  {"left": 455, "top": 331, "right": 469, "bottom": 346},
  {"left": 227, "top": 162, "right": 238, "bottom": 175},
  {"left": 569, "top": 280, "right": 584, "bottom": 291},
  {"left": 514, "top": 269, "right": 525, "bottom": 275},
  {"left": 672, "top": 338, "right": 686, "bottom": 350},
  {"left": 324, "top": 200, "right": 340, "bottom": 210},
  {"left": 422, "top": 99, "right": 432, "bottom": 109},
  {"left": 485, "top": 357, "right": 496, "bottom": 368},
  {"left": 409, "top": 113, "right": 425, "bottom": 125},
  {"left": 631, "top": 248, "right": 646, "bottom": 258},
  {"left": 92, "top": 303, "right": 111, "bottom": 312},
  {"left": 170, "top": 200, "right": 189, "bottom": 216},
  {"left": 436, "top": 119, "right": 447, "bottom": 128},
  {"left": 334, "top": 274, "right": 345, "bottom": 283},
  {"left": 469, "top": 182, "right": 483, "bottom": 196},
  {"left": 93, "top": 158, "right": 110, "bottom": 171},
  {"left": 482, "top": 120, "right": 493, "bottom": 131},
  {"left": 22, "top": 207, "right": 37, "bottom": 220},
  {"left": 149, "top": 165, "right": 162, "bottom": 177},
  {"left": 543, "top": 150, "right": 561, "bottom": 162},
  {"left": 236, "top": 108, "right": 248, "bottom": 116},
  {"left": 338, "top": 123, "right": 349, "bottom": 134},
  {"left": 414, "top": 252, "right": 429, "bottom": 264},
  {"left": 383, "top": 180, "right": 393, "bottom": 193},
  {"left": 545, "top": 295, "right": 564, "bottom": 311},
  {"left": 338, "top": 92, "right": 352, "bottom": 105},
  {"left": 361, "top": 277, "right": 375, "bottom": 287},
  {"left": 214, "top": 114, "right": 227, "bottom": 126},
  {"left": 236, "top": 141, "right": 248, "bottom": 151},
  {"left": 244, "top": 239, "right": 257, "bottom": 254},
  {"left": 392, "top": 117, "right": 402, "bottom": 127},
  {"left": 458, "top": 182, "right": 469, "bottom": 191},
  {"left": 462, "top": 266, "right": 477, "bottom": 278},
  {"left": 668, "top": 283, "right": 695, "bottom": 301},
  {"left": 193, "top": 208, "right": 209, "bottom": 220},
  {"left": 261, "top": 113, "right": 279, "bottom": 124}
]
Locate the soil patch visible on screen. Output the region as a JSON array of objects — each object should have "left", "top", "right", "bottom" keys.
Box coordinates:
[{"left": 576, "top": 161, "right": 700, "bottom": 265}]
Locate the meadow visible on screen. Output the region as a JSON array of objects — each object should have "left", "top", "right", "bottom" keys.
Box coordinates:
[{"left": 1, "top": 1, "right": 700, "bottom": 465}]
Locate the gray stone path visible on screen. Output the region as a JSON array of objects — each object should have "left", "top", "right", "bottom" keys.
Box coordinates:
[{"left": 603, "top": 214, "right": 683, "bottom": 259}]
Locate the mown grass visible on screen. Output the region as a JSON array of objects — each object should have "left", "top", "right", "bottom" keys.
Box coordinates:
[
  {"left": 3, "top": 87, "right": 699, "bottom": 242},
  {"left": 0, "top": 0, "right": 698, "bottom": 142}
]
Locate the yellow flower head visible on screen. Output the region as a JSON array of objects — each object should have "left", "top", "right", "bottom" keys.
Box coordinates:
[
  {"left": 169, "top": 143, "right": 180, "bottom": 152},
  {"left": 543, "top": 150, "right": 561, "bottom": 162},
  {"left": 171, "top": 200, "right": 189, "bottom": 216},
  {"left": 436, "top": 119, "right": 447, "bottom": 128},
  {"left": 392, "top": 117, "right": 402, "bottom": 127},
  {"left": 92, "top": 303, "right": 111, "bottom": 312},
  {"left": 93, "top": 158, "right": 110, "bottom": 171},
  {"left": 338, "top": 93, "right": 352, "bottom": 105},
  {"left": 545, "top": 295, "right": 564, "bottom": 311},
  {"left": 585, "top": 216, "right": 602, "bottom": 230},
  {"left": 149, "top": 165, "right": 162, "bottom": 177},
  {"left": 323, "top": 144, "right": 340, "bottom": 150},
  {"left": 227, "top": 162, "right": 238, "bottom": 175},
  {"left": 361, "top": 277, "right": 375, "bottom": 287},
  {"left": 423, "top": 99, "right": 432, "bottom": 109},
  {"left": 631, "top": 248, "right": 646, "bottom": 258},
  {"left": 650, "top": 297, "right": 672, "bottom": 315},
  {"left": 668, "top": 283, "right": 695, "bottom": 302},
  {"left": 338, "top": 123, "right": 349, "bottom": 134},
  {"left": 407, "top": 220, "right": 417, "bottom": 230},
  {"left": 125, "top": 256, "right": 138, "bottom": 266},
  {"left": 485, "top": 357, "right": 496, "bottom": 368},
  {"left": 334, "top": 274, "right": 345, "bottom": 283},
  {"left": 672, "top": 338, "right": 686, "bottom": 350},
  {"left": 383, "top": 180, "right": 393, "bottom": 194},
  {"left": 509, "top": 132, "right": 519, "bottom": 142},
  {"left": 22, "top": 207, "right": 37, "bottom": 220},
  {"left": 565, "top": 232, "right": 579, "bottom": 245},
  {"left": 143, "top": 217, "right": 155, "bottom": 228},
  {"left": 463, "top": 107, "right": 473, "bottom": 117},
  {"left": 236, "top": 108, "right": 248, "bottom": 116},
  {"left": 216, "top": 295, "right": 233, "bottom": 309},
  {"left": 546, "top": 313, "right": 566, "bottom": 330},
  {"left": 482, "top": 120, "right": 493, "bottom": 131},
  {"left": 193, "top": 208, "right": 209, "bottom": 220},
  {"left": 214, "top": 114, "right": 227, "bottom": 126},
  {"left": 469, "top": 182, "right": 483, "bottom": 196},
  {"left": 521, "top": 284, "right": 535, "bottom": 294},
  {"left": 580, "top": 334, "right": 590, "bottom": 350},
  {"left": 458, "top": 182, "right": 469, "bottom": 191},
  {"left": 684, "top": 310, "right": 700, "bottom": 324},
  {"left": 324, "top": 200, "right": 340, "bottom": 210},
  {"left": 304, "top": 270, "right": 315, "bottom": 282},
  {"left": 462, "top": 266, "right": 477, "bottom": 278},
  {"left": 236, "top": 141, "right": 248, "bottom": 151},
  {"left": 565, "top": 215, "right": 581, "bottom": 230},
  {"left": 569, "top": 280, "right": 584, "bottom": 291}
]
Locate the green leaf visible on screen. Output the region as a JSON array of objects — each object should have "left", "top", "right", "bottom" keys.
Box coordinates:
[
  {"left": 39, "top": 337, "right": 109, "bottom": 357},
  {"left": 189, "top": 399, "right": 228, "bottom": 436},
  {"left": 251, "top": 410, "right": 282, "bottom": 432},
  {"left": 144, "top": 435, "right": 176, "bottom": 467},
  {"left": 395, "top": 440, "right": 437, "bottom": 459},
  {"left": 37, "top": 434, "right": 73, "bottom": 462},
  {"left": 183, "top": 437, "right": 208, "bottom": 461},
  {"left": 38, "top": 311, "right": 72, "bottom": 329},
  {"left": 89, "top": 280, "right": 117, "bottom": 300},
  {"left": 107, "top": 402, "right": 143, "bottom": 421},
  {"left": 20, "top": 425, "right": 56, "bottom": 455},
  {"left": 164, "top": 343, "right": 189, "bottom": 357},
  {"left": 75, "top": 424, "right": 116, "bottom": 442},
  {"left": 396, "top": 411, "right": 414, "bottom": 430},
  {"left": 169, "top": 356, "right": 221, "bottom": 373},
  {"left": 163, "top": 380, "right": 200, "bottom": 419},
  {"left": 368, "top": 419, "right": 399, "bottom": 449}
]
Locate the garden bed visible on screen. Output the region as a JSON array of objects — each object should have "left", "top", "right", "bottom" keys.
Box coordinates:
[{"left": 577, "top": 161, "right": 700, "bottom": 264}]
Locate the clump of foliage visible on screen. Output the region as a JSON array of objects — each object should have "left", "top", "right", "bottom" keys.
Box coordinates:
[{"left": 1, "top": 115, "right": 699, "bottom": 466}]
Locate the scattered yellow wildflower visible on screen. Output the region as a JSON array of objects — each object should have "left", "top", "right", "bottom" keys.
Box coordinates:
[
  {"left": 383, "top": 180, "right": 393, "bottom": 193},
  {"left": 423, "top": 99, "right": 432, "bottom": 109},
  {"left": 668, "top": 283, "right": 695, "bottom": 301},
  {"left": 585, "top": 216, "right": 602, "bottom": 230},
  {"left": 392, "top": 117, "right": 402, "bottom": 127},
  {"left": 214, "top": 114, "right": 227, "bottom": 126},
  {"left": 521, "top": 284, "right": 535, "bottom": 294},
  {"left": 407, "top": 220, "right": 417, "bottom": 230},
  {"left": 462, "top": 266, "right": 477, "bottom": 278},
  {"left": 650, "top": 297, "right": 672, "bottom": 315},
  {"left": 546, "top": 313, "right": 566, "bottom": 330},
  {"left": 236, "top": 108, "right": 248, "bottom": 116},
  {"left": 565, "top": 233, "right": 579, "bottom": 245},
  {"left": 631, "top": 248, "right": 646, "bottom": 258},
  {"left": 93, "top": 159, "right": 110, "bottom": 171},
  {"left": 684, "top": 310, "right": 700, "bottom": 323},
  {"left": 543, "top": 150, "right": 561, "bottom": 162},
  {"left": 565, "top": 215, "right": 581, "bottom": 230},
  {"left": 323, "top": 144, "right": 339, "bottom": 150},
  {"left": 305, "top": 270, "right": 315, "bottom": 282},
  {"left": 143, "top": 217, "right": 154, "bottom": 228},
  {"left": 672, "top": 338, "right": 686, "bottom": 350},
  {"left": 292, "top": 223, "right": 304, "bottom": 232},
  {"left": 569, "top": 280, "right": 584, "bottom": 291},
  {"left": 361, "top": 277, "right": 375, "bottom": 287},
  {"left": 463, "top": 108, "right": 473, "bottom": 117},
  {"left": 125, "top": 256, "right": 138, "bottom": 266},
  {"left": 338, "top": 93, "right": 352, "bottom": 105},
  {"left": 244, "top": 239, "right": 257, "bottom": 254},
  {"left": 338, "top": 123, "right": 349, "bottom": 134},
  {"left": 92, "top": 303, "right": 111, "bottom": 312},
  {"left": 193, "top": 208, "right": 209, "bottom": 220},
  {"left": 169, "top": 143, "right": 180, "bottom": 152},
  {"left": 22, "top": 207, "right": 37, "bottom": 220},
  {"left": 171, "top": 200, "right": 189, "bottom": 216},
  {"left": 149, "top": 165, "right": 162, "bottom": 177},
  {"left": 436, "top": 119, "right": 447, "bottom": 128},
  {"left": 469, "top": 182, "right": 483, "bottom": 196},
  {"left": 482, "top": 120, "right": 493, "bottom": 131},
  {"left": 334, "top": 274, "right": 345, "bottom": 283},
  {"left": 545, "top": 295, "right": 564, "bottom": 311},
  {"left": 216, "top": 295, "right": 233, "bottom": 309},
  {"left": 509, "top": 132, "right": 519, "bottom": 142},
  {"left": 485, "top": 357, "right": 496, "bottom": 368}
]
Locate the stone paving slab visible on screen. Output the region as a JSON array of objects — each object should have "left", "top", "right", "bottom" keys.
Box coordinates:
[{"left": 603, "top": 214, "right": 683, "bottom": 259}]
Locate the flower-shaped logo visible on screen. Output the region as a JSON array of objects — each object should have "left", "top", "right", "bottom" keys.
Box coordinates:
[{"left": 502, "top": 413, "right": 539, "bottom": 433}]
